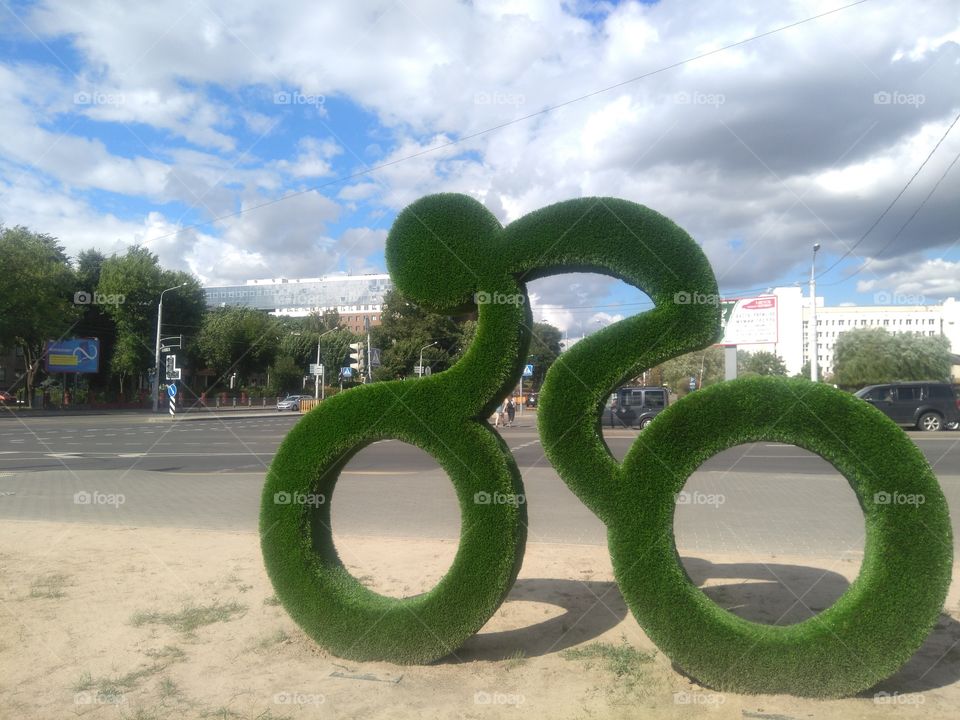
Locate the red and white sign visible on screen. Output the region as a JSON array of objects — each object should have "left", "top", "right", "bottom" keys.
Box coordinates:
[{"left": 718, "top": 296, "right": 778, "bottom": 345}]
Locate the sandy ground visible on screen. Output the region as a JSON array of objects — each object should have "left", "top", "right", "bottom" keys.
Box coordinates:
[{"left": 1, "top": 520, "right": 959, "bottom": 719}]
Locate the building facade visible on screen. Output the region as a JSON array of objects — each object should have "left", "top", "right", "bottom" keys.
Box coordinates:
[
  {"left": 203, "top": 274, "right": 393, "bottom": 334},
  {"left": 731, "top": 288, "right": 960, "bottom": 381}
]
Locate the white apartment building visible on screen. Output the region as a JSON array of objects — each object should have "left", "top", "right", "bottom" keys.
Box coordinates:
[
  {"left": 732, "top": 287, "right": 960, "bottom": 380},
  {"left": 203, "top": 273, "right": 393, "bottom": 334}
]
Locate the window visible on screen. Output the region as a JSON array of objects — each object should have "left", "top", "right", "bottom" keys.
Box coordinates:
[
  {"left": 645, "top": 390, "right": 666, "bottom": 409},
  {"left": 895, "top": 386, "right": 921, "bottom": 401},
  {"left": 928, "top": 385, "right": 953, "bottom": 400}
]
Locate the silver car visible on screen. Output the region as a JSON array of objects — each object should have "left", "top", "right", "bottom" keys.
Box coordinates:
[{"left": 277, "top": 394, "right": 311, "bottom": 411}]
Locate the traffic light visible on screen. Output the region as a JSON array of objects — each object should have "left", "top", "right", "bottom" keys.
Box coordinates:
[{"left": 348, "top": 342, "right": 365, "bottom": 375}]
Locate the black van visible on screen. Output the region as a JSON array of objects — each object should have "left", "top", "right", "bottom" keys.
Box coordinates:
[
  {"left": 854, "top": 382, "right": 960, "bottom": 432},
  {"left": 603, "top": 386, "right": 669, "bottom": 428}
]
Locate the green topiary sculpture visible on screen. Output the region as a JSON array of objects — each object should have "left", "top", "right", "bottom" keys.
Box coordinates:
[{"left": 260, "top": 193, "right": 952, "bottom": 697}]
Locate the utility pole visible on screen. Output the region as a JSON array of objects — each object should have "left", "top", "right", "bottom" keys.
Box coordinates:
[
  {"left": 152, "top": 283, "right": 186, "bottom": 412},
  {"left": 315, "top": 326, "right": 340, "bottom": 400},
  {"left": 810, "top": 243, "right": 821, "bottom": 382}
]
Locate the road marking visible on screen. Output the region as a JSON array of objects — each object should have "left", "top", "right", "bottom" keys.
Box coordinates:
[
  {"left": 118, "top": 453, "right": 146, "bottom": 458},
  {"left": 510, "top": 440, "right": 540, "bottom": 451},
  {"left": 341, "top": 470, "right": 418, "bottom": 475}
]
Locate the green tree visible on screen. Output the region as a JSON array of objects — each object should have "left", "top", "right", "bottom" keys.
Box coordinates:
[
  {"left": 738, "top": 350, "right": 788, "bottom": 377},
  {"left": 370, "top": 289, "right": 468, "bottom": 380},
  {"left": 833, "top": 328, "right": 952, "bottom": 389},
  {"left": 655, "top": 346, "right": 725, "bottom": 394},
  {"left": 267, "top": 355, "right": 304, "bottom": 396},
  {"left": 526, "top": 322, "right": 563, "bottom": 389},
  {"left": 96, "top": 247, "right": 205, "bottom": 396},
  {"left": 0, "top": 226, "right": 80, "bottom": 406},
  {"left": 195, "top": 306, "right": 279, "bottom": 384}
]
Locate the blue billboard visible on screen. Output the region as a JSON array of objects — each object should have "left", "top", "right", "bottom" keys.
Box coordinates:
[{"left": 45, "top": 338, "right": 100, "bottom": 373}]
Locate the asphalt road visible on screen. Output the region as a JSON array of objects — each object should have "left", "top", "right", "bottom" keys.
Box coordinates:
[{"left": 1, "top": 412, "right": 958, "bottom": 556}]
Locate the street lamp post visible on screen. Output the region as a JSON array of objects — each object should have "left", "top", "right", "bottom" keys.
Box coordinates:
[
  {"left": 418, "top": 341, "right": 437, "bottom": 377},
  {"left": 809, "top": 243, "right": 821, "bottom": 382},
  {"left": 152, "top": 283, "right": 187, "bottom": 413},
  {"left": 315, "top": 326, "right": 340, "bottom": 401}
]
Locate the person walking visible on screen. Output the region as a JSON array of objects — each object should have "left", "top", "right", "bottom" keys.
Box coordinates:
[
  {"left": 506, "top": 397, "right": 516, "bottom": 427},
  {"left": 493, "top": 402, "right": 504, "bottom": 427}
]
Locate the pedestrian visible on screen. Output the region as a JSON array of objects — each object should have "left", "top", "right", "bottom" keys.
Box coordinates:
[
  {"left": 493, "top": 402, "right": 504, "bottom": 427},
  {"left": 506, "top": 397, "right": 516, "bottom": 426}
]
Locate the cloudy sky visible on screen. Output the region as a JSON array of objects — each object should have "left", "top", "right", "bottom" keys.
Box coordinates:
[{"left": 0, "top": 0, "right": 958, "bottom": 334}]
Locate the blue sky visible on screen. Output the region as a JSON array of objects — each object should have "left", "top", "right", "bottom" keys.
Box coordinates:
[{"left": 1, "top": 0, "right": 958, "bottom": 334}]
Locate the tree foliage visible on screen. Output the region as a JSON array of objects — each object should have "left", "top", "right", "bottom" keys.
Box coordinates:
[
  {"left": 195, "top": 306, "right": 279, "bottom": 383},
  {"left": 833, "top": 328, "right": 952, "bottom": 389},
  {"left": 738, "top": 350, "right": 788, "bottom": 377},
  {"left": 0, "top": 225, "right": 80, "bottom": 405}
]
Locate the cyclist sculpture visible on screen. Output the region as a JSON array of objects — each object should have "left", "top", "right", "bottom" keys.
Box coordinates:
[{"left": 260, "top": 193, "right": 951, "bottom": 697}]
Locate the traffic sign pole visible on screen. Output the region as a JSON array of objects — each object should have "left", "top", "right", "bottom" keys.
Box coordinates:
[{"left": 167, "top": 382, "right": 178, "bottom": 416}]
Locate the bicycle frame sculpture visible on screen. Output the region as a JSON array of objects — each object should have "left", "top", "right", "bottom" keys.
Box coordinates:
[{"left": 260, "top": 193, "right": 952, "bottom": 697}]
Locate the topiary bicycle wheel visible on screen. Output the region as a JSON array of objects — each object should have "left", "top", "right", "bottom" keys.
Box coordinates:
[{"left": 607, "top": 376, "right": 953, "bottom": 697}]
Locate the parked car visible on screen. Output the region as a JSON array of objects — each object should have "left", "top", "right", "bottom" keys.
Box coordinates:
[
  {"left": 277, "top": 394, "right": 312, "bottom": 411},
  {"left": 854, "top": 382, "right": 960, "bottom": 432},
  {"left": 0, "top": 390, "right": 19, "bottom": 405},
  {"left": 603, "top": 386, "right": 669, "bottom": 428}
]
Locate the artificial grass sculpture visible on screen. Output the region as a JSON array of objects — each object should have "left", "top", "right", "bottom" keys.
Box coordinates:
[{"left": 261, "top": 193, "right": 952, "bottom": 697}]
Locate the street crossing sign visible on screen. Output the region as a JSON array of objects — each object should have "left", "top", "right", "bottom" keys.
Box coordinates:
[{"left": 522, "top": 364, "right": 534, "bottom": 378}]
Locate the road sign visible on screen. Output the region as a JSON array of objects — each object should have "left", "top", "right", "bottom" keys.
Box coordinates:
[
  {"left": 167, "top": 383, "right": 178, "bottom": 398},
  {"left": 309, "top": 363, "right": 323, "bottom": 375},
  {"left": 522, "top": 364, "right": 534, "bottom": 378},
  {"left": 689, "top": 376, "right": 697, "bottom": 390},
  {"left": 341, "top": 367, "right": 353, "bottom": 378},
  {"left": 165, "top": 354, "right": 181, "bottom": 380},
  {"left": 45, "top": 338, "right": 100, "bottom": 373}
]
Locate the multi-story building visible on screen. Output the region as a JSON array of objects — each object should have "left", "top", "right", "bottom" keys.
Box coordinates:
[{"left": 203, "top": 274, "right": 392, "bottom": 334}]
